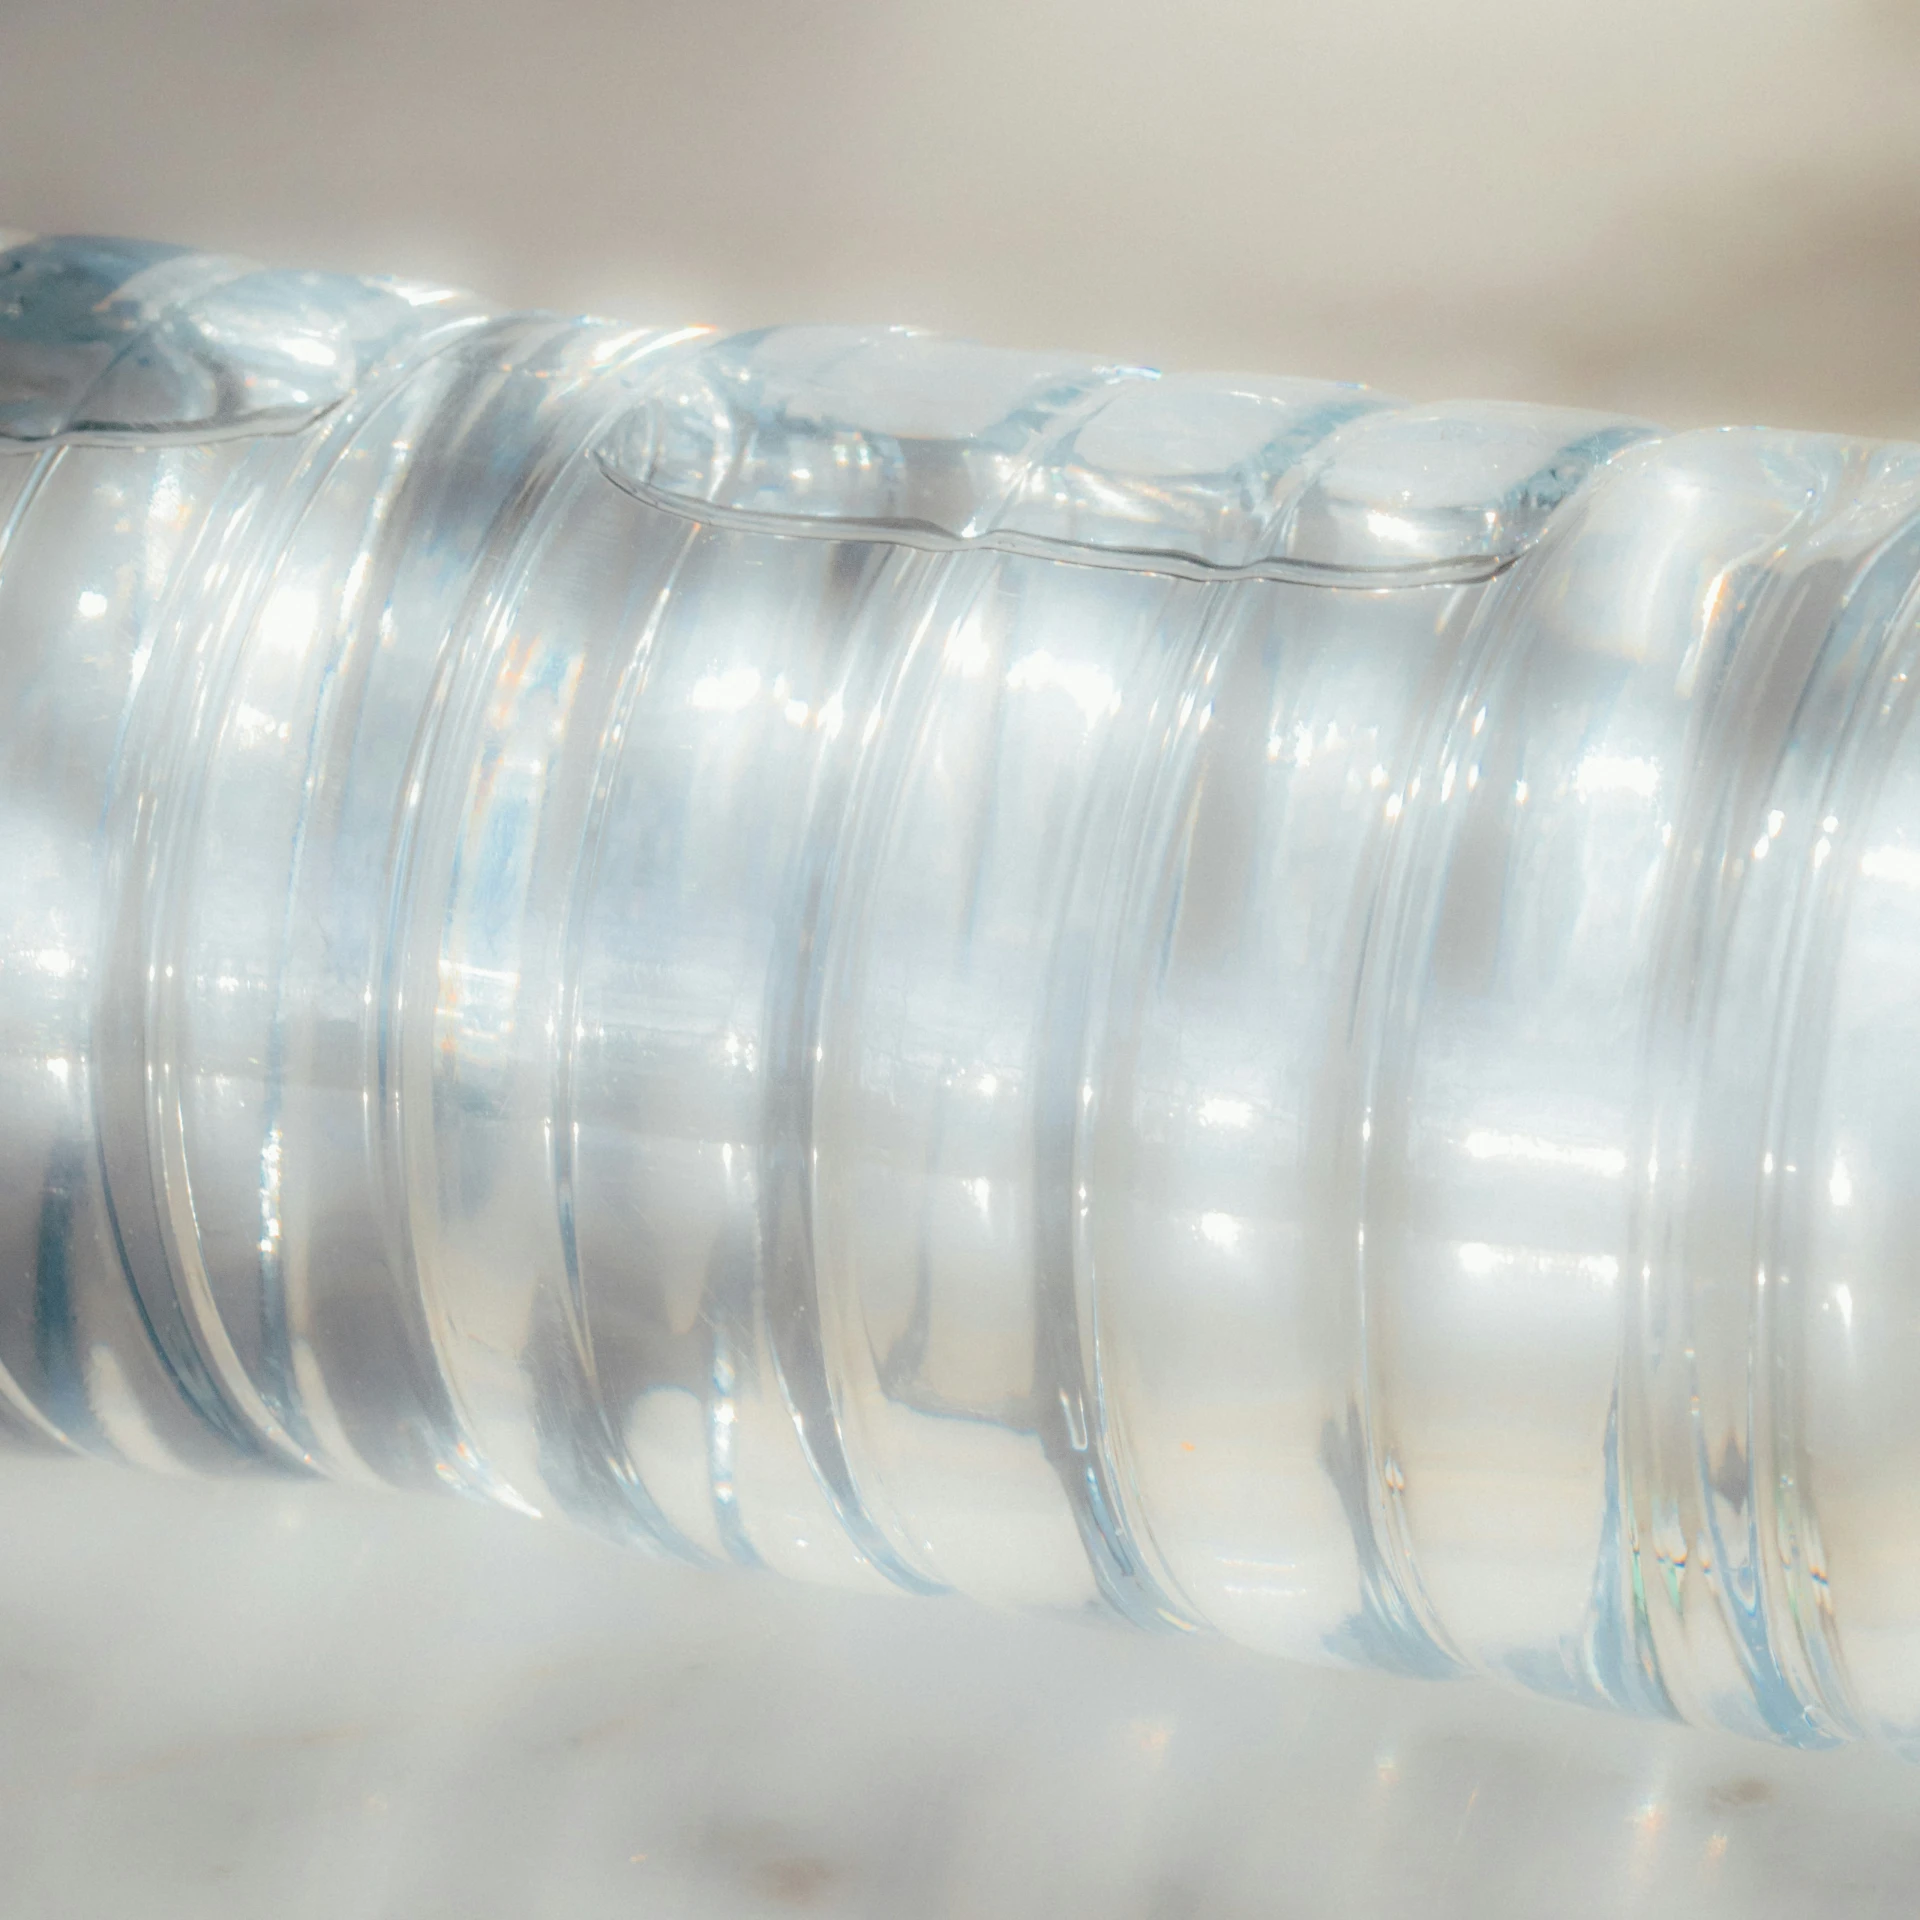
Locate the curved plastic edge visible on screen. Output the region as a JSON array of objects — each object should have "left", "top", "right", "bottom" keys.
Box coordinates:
[
  {"left": 593, "top": 324, "right": 1664, "bottom": 584},
  {"left": 0, "top": 235, "right": 479, "bottom": 446}
]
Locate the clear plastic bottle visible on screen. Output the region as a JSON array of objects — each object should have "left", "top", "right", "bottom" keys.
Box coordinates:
[{"left": 3, "top": 234, "right": 1917, "bottom": 1752}]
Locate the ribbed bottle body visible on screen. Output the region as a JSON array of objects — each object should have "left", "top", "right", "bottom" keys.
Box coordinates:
[{"left": 5, "top": 237, "right": 1920, "bottom": 1749}]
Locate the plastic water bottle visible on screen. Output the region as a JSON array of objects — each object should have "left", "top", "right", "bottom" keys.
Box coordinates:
[{"left": 3, "top": 233, "right": 1917, "bottom": 1753}]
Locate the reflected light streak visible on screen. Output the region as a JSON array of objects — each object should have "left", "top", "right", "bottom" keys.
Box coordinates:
[
  {"left": 1004, "top": 650, "right": 1121, "bottom": 721},
  {"left": 1463, "top": 1127, "right": 1626, "bottom": 1179},
  {"left": 1575, "top": 753, "right": 1660, "bottom": 800},
  {"left": 688, "top": 665, "right": 761, "bottom": 713},
  {"left": 1457, "top": 1240, "right": 1618, "bottom": 1286},
  {"left": 1861, "top": 844, "right": 1920, "bottom": 887},
  {"left": 1199, "top": 1211, "right": 1241, "bottom": 1249}
]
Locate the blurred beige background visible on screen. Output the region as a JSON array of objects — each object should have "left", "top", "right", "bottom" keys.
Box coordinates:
[{"left": 4, "top": 0, "right": 1920, "bottom": 434}]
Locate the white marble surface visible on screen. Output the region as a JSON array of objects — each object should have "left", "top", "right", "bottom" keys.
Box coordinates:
[{"left": 0, "top": 1456, "right": 1914, "bottom": 1918}]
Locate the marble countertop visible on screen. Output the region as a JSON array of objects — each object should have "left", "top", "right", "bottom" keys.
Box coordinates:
[{"left": 1, "top": 1457, "right": 1913, "bottom": 1918}]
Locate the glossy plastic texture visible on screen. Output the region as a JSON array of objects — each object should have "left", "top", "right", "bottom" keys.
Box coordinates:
[{"left": 2, "top": 236, "right": 1918, "bottom": 1753}]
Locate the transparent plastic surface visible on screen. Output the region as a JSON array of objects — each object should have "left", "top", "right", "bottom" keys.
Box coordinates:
[{"left": 3, "top": 236, "right": 1920, "bottom": 1751}]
